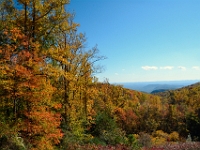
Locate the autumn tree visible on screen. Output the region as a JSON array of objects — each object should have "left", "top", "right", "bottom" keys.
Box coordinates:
[
  {"left": 14, "top": 0, "right": 73, "bottom": 49},
  {"left": 0, "top": 0, "right": 108, "bottom": 148},
  {"left": 0, "top": 27, "right": 63, "bottom": 149}
]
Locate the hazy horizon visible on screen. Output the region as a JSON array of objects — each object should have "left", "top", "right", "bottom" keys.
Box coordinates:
[
  {"left": 112, "top": 79, "right": 200, "bottom": 84},
  {"left": 116, "top": 79, "right": 200, "bottom": 93}
]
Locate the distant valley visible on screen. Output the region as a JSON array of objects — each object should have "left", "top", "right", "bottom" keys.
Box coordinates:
[{"left": 119, "top": 80, "right": 200, "bottom": 93}]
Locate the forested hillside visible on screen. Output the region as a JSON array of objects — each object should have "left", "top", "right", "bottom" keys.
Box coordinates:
[
  {"left": 0, "top": 0, "right": 200, "bottom": 150},
  {"left": 155, "top": 82, "right": 200, "bottom": 140}
]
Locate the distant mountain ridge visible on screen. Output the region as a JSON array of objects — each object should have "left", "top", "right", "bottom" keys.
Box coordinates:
[
  {"left": 120, "top": 80, "right": 200, "bottom": 93},
  {"left": 151, "top": 89, "right": 168, "bottom": 94},
  {"left": 142, "top": 84, "right": 183, "bottom": 93},
  {"left": 152, "top": 82, "right": 200, "bottom": 96}
]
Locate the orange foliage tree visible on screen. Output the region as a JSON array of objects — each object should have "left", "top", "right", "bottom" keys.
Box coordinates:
[{"left": 0, "top": 28, "right": 63, "bottom": 149}]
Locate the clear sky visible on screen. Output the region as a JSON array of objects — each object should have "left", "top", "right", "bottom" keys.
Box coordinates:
[{"left": 68, "top": 0, "right": 200, "bottom": 83}]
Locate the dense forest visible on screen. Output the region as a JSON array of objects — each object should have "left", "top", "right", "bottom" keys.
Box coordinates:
[{"left": 0, "top": 0, "right": 200, "bottom": 150}]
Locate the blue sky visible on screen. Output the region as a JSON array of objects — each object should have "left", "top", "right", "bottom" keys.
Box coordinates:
[{"left": 68, "top": 0, "right": 200, "bottom": 83}]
